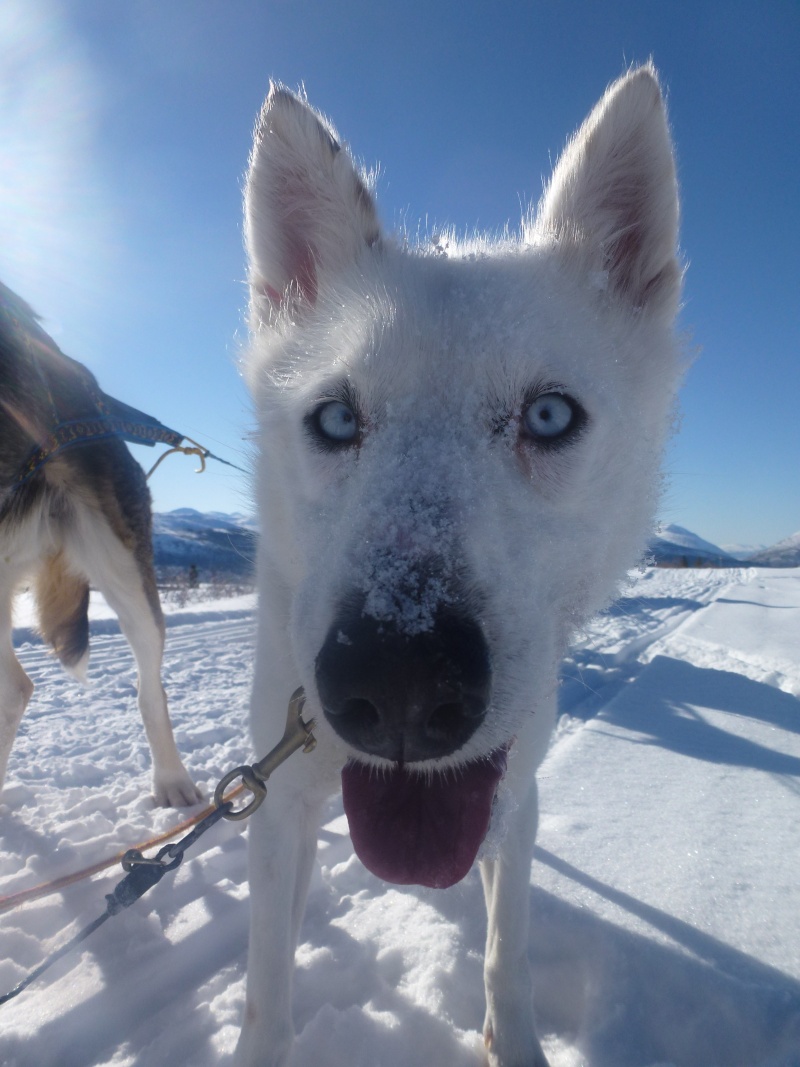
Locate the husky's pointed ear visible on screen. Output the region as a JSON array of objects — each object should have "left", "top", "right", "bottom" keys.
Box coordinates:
[
  {"left": 535, "top": 65, "right": 681, "bottom": 315},
  {"left": 245, "top": 84, "right": 381, "bottom": 316}
]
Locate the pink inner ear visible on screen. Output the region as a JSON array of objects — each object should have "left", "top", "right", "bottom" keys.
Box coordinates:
[
  {"left": 262, "top": 243, "right": 319, "bottom": 309},
  {"left": 290, "top": 242, "right": 318, "bottom": 306}
]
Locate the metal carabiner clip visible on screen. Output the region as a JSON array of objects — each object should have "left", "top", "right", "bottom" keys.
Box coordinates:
[{"left": 213, "top": 688, "right": 316, "bottom": 822}]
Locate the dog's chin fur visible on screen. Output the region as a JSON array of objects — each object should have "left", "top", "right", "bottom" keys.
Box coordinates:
[{"left": 238, "top": 64, "right": 683, "bottom": 1067}]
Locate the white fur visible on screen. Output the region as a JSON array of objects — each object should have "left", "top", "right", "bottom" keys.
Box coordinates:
[
  {"left": 238, "top": 65, "right": 683, "bottom": 1066},
  {"left": 0, "top": 497, "right": 201, "bottom": 807}
]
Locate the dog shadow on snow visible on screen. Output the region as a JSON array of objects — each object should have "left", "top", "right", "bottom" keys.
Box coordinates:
[
  {"left": 285, "top": 848, "right": 800, "bottom": 1067},
  {"left": 563, "top": 648, "right": 800, "bottom": 769},
  {"left": 543, "top": 655, "right": 800, "bottom": 1065},
  {"left": 602, "top": 654, "right": 800, "bottom": 777},
  {"left": 528, "top": 853, "right": 800, "bottom": 1067}
]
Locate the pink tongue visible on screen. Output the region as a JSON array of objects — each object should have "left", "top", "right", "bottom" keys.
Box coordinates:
[{"left": 341, "top": 750, "right": 507, "bottom": 889}]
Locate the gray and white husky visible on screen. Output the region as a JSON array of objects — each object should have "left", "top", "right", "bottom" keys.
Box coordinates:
[
  {"left": 239, "top": 64, "right": 683, "bottom": 1066},
  {"left": 0, "top": 282, "right": 200, "bottom": 807}
]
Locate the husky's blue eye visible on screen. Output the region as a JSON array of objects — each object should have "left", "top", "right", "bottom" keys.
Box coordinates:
[
  {"left": 312, "top": 400, "right": 359, "bottom": 444},
  {"left": 522, "top": 392, "right": 581, "bottom": 442}
]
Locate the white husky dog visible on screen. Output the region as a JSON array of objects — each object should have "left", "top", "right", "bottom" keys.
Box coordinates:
[{"left": 238, "top": 64, "right": 682, "bottom": 1066}]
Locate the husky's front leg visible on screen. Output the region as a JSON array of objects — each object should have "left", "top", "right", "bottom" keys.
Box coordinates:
[
  {"left": 480, "top": 774, "right": 549, "bottom": 1067},
  {"left": 235, "top": 763, "right": 329, "bottom": 1067}
]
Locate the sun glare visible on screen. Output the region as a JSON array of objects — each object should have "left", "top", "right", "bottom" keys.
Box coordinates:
[{"left": 0, "top": 0, "right": 115, "bottom": 333}]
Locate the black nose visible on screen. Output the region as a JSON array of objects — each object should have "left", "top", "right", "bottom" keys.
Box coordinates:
[{"left": 315, "top": 606, "right": 491, "bottom": 763}]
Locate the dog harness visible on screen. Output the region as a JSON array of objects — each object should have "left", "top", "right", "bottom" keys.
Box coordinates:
[{"left": 0, "top": 281, "right": 239, "bottom": 487}]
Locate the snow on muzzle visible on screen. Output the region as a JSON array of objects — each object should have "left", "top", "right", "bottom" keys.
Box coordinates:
[{"left": 315, "top": 603, "right": 507, "bottom": 888}]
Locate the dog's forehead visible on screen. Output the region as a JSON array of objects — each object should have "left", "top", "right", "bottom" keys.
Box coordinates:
[
  {"left": 340, "top": 245, "right": 611, "bottom": 397},
  {"left": 382, "top": 247, "right": 545, "bottom": 343},
  {"left": 263, "top": 240, "right": 637, "bottom": 419}
]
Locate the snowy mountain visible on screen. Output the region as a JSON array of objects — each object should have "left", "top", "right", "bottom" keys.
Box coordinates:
[
  {"left": 748, "top": 530, "right": 800, "bottom": 567},
  {"left": 720, "top": 542, "right": 766, "bottom": 560},
  {"left": 151, "top": 511, "right": 800, "bottom": 574},
  {"left": 152, "top": 508, "right": 257, "bottom": 578},
  {"left": 648, "top": 523, "right": 743, "bottom": 567},
  {"left": 155, "top": 511, "right": 748, "bottom": 576}
]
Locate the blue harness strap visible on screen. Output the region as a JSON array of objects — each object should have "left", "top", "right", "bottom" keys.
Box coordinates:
[
  {"left": 1, "top": 280, "right": 244, "bottom": 487},
  {"left": 14, "top": 404, "right": 186, "bottom": 485}
]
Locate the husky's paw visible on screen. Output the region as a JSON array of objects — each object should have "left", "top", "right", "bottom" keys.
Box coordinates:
[
  {"left": 484, "top": 1021, "right": 551, "bottom": 1067},
  {"left": 152, "top": 769, "right": 204, "bottom": 808}
]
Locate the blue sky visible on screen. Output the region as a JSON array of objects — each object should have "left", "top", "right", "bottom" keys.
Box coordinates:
[{"left": 1, "top": 0, "right": 797, "bottom": 549}]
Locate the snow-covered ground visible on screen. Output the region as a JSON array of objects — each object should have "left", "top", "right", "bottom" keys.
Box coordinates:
[{"left": 2, "top": 567, "right": 799, "bottom": 1067}]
